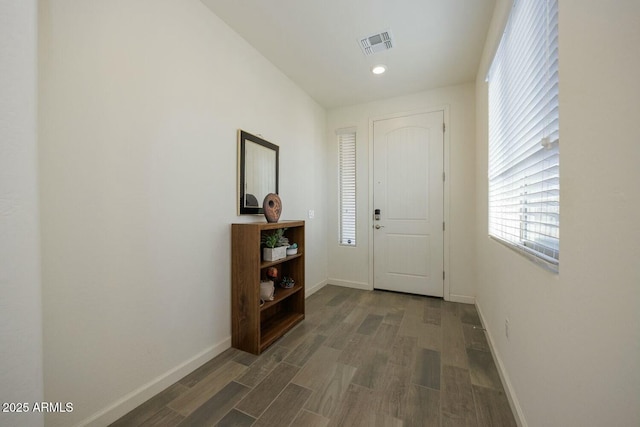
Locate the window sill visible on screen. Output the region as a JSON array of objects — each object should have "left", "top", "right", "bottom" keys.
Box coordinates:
[{"left": 488, "top": 235, "right": 559, "bottom": 274}]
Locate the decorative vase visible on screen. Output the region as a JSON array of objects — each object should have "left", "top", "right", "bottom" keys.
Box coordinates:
[
  {"left": 260, "top": 280, "right": 275, "bottom": 301},
  {"left": 263, "top": 193, "right": 282, "bottom": 223}
]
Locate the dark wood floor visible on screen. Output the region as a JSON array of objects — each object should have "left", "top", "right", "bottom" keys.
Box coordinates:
[{"left": 111, "top": 285, "right": 517, "bottom": 427}]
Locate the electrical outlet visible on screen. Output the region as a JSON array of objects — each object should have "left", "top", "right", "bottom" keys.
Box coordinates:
[
  {"left": 308, "top": 209, "right": 315, "bottom": 219},
  {"left": 505, "top": 318, "right": 510, "bottom": 340}
]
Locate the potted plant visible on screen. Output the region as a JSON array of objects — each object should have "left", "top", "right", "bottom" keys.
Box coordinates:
[{"left": 261, "top": 228, "right": 289, "bottom": 261}]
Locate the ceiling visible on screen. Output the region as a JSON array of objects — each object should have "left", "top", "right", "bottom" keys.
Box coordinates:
[{"left": 201, "top": 0, "right": 496, "bottom": 109}]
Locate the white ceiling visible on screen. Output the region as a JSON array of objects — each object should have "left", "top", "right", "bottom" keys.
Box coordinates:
[{"left": 201, "top": 0, "right": 496, "bottom": 109}]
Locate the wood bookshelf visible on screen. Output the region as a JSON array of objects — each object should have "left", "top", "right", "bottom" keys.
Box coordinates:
[{"left": 231, "top": 220, "right": 305, "bottom": 354}]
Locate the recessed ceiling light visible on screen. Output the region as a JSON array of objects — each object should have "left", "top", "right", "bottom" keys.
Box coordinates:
[{"left": 372, "top": 65, "right": 387, "bottom": 75}]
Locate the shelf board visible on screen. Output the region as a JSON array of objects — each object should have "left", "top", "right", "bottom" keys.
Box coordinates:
[
  {"left": 257, "top": 220, "right": 305, "bottom": 231},
  {"left": 260, "top": 311, "right": 304, "bottom": 352},
  {"left": 260, "top": 283, "right": 303, "bottom": 312},
  {"left": 260, "top": 252, "right": 303, "bottom": 269}
]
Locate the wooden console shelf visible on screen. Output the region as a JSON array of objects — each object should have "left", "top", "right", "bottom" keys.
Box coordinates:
[{"left": 231, "top": 220, "right": 305, "bottom": 354}]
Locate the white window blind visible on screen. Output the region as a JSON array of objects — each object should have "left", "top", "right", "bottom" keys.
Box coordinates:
[
  {"left": 338, "top": 130, "right": 356, "bottom": 246},
  {"left": 488, "top": 0, "right": 559, "bottom": 268}
]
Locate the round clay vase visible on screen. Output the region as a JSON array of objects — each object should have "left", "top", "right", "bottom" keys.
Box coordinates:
[{"left": 263, "top": 193, "right": 282, "bottom": 223}]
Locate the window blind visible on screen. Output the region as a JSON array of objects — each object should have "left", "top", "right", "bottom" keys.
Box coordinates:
[
  {"left": 488, "top": 0, "right": 559, "bottom": 267},
  {"left": 338, "top": 130, "right": 356, "bottom": 246}
]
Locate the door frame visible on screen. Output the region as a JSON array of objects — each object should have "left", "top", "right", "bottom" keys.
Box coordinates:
[{"left": 368, "top": 106, "right": 451, "bottom": 301}]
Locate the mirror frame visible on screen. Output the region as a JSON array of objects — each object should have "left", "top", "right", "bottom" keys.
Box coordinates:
[{"left": 238, "top": 130, "right": 279, "bottom": 215}]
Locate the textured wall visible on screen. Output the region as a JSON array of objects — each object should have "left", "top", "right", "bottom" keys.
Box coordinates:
[
  {"left": 39, "top": 1, "right": 327, "bottom": 425},
  {"left": 0, "top": 0, "right": 44, "bottom": 426},
  {"left": 474, "top": 1, "right": 640, "bottom": 425},
  {"left": 327, "top": 83, "right": 477, "bottom": 302}
]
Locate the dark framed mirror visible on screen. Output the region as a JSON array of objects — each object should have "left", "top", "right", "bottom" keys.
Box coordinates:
[{"left": 238, "top": 130, "right": 279, "bottom": 215}]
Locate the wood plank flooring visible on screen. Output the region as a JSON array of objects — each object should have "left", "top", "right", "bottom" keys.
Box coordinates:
[{"left": 110, "top": 285, "right": 517, "bottom": 427}]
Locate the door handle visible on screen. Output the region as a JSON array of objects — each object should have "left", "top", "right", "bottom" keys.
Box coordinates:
[{"left": 374, "top": 224, "right": 385, "bottom": 229}]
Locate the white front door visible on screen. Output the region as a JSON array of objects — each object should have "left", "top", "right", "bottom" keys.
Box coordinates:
[{"left": 373, "top": 111, "right": 444, "bottom": 297}]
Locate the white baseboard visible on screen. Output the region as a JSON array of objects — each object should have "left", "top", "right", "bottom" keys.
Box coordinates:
[
  {"left": 79, "top": 337, "right": 231, "bottom": 427},
  {"left": 327, "top": 278, "right": 373, "bottom": 291},
  {"left": 448, "top": 293, "right": 476, "bottom": 304},
  {"left": 475, "top": 301, "right": 527, "bottom": 427},
  {"left": 305, "top": 279, "right": 327, "bottom": 298}
]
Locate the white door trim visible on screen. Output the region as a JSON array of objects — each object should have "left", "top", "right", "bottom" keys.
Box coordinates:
[{"left": 368, "top": 106, "right": 451, "bottom": 301}]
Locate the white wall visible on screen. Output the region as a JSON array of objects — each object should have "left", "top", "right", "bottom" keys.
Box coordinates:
[
  {"left": 0, "top": 1, "right": 44, "bottom": 426},
  {"left": 327, "top": 83, "right": 477, "bottom": 302},
  {"left": 475, "top": 1, "right": 640, "bottom": 426},
  {"left": 38, "top": 1, "right": 327, "bottom": 425}
]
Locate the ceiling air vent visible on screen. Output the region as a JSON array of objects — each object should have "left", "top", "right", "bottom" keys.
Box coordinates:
[{"left": 359, "top": 30, "right": 394, "bottom": 56}]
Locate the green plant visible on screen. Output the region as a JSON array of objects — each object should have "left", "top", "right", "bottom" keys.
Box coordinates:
[{"left": 261, "top": 228, "right": 289, "bottom": 248}]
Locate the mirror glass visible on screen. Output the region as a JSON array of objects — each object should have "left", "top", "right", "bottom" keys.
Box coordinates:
[{"left": 238, "top": 130, "right": 279, "bottom": 215}]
